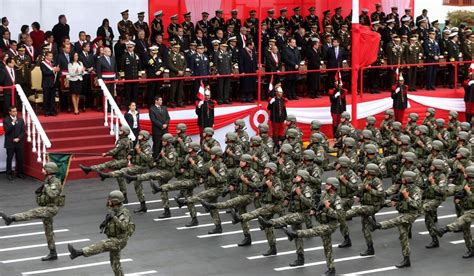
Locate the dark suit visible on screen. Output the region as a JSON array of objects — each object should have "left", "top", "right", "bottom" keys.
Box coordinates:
[
  {"left": 281, "top": 45, "right": 301, "bottom": 99},
  {"left": 124, "top": 111, "right": 140, "bottom": 142},
  {"left": 79, "top": 51, "right": 95, "bottom": 105},
  {"left": 96, "top": 26, "right": 115, "bottom": 50},
  {"left": 120, "top": 52, "right": 141, "bottom": 104},
  {"left": 0, "top": 38, "right": 11, "bottom": 52},
  {"left": 0, "top": 66, "right": 16, "bottom": 113},
  {"left": 238, "top": 48, "right": 258, "bottom": 101},
  {"left": 40, "top": 61, "right": 57, "bottom": 115},
  {"left": 149, "top": 104, "right": 170, "bottom": 158},
  {"left": 325, "top": 46, "right": 346, "bottom": 91},
  {"left": 51, "top": 23, "right": 70, "bottom": 51},
  {"left": 265, "top": 51, "right": 282, "bottom": 85},
  {"left": 306, "top": 47, "right": 322, "bottom": 97},
  {"left": 3, "top": 115, "right": 25, "bottom": 175}
]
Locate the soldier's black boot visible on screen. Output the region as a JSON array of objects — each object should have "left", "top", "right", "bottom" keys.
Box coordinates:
[
  {"left": 262, "top": 245, "right": 277, "bottom": 256},
  {"left": 123, "top": 193, "right": 128, "bottom": 204},
  {"left": 175, "top": 197, "right": 186, "bottom": 208},
  {"left": 325, "top": 268, "right": 336, "bottom": 276},
  {"left": 134, "top": 201, "right": 147, "bottom": 213},
  {"left": 462, "top": 248, "right": 474, "bottom": 258},
  {"left": 123, "top": 174, "right": 137, "bottom": 184},
  {"left": 338, "top": 235, "right": 352, "bottom": 248},
  {"left": 68, "top": 244, "right": 83, "bottom": 260},
  {"left": 360, "top": 242, "right": 375, "bottom": 256},
  {"left": 426, "top": 236, "right": 439, "bottom": 249},
  {"left": 79, "top": 164, "right": 92, "bottom": 174},
  {"left": 283, "top": 227, "right": 298, "bottom": 242},
  {"left": 368, "top": 216, "right": 381, "bottom": 231},
  {"left": 0, "top": 212, "right": 15, "bottom": 226},
  {"left": 185, "top": 217, "right": 198, "bottom": 227},
  {"left": 258, "top": 216, "right": 273, "bottom": 229},
  {"left": 41, "top": 249, "right": 58, "bottom": 261},
  {"left": 230, "top": 208, "right": 241, "bottom": 224},
  {"left": 238, "top": 234, "right": 252, "bottom": 246},
  {"left": 200, "top": 200, "right": 216, "bottom": 211},
  {"left": 208, "top": 224, "right": 222, "bottom": 234},
  {"left": 98, "top": 171, "right": 110, "bottom": 181},
  {"left": 289, "top": 253, "right": 304, "bottom": 267},
  {"left": 434, "top": 226, "right": 449, "bottom": 237},
  {"left": 158, "top": 207, "right": 171, "bottom": 218},
  {"left": 395, "top": 256, "right": 411, "bottom": 268},
  {"left": 150, "top": 180, "right": 162, "bottom": 194}
]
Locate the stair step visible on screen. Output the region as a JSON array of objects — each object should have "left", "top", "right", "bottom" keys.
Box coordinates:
[
  {"left": 50, "top": 134, "right": 115, "bottom": 148},
  {"left": 47, "top": 126, "right": 111, "bottom": 139},
  {"left": 41, "top": 117, "right": 105, "bottom": 130},
  {"left": 48, "top": 144, "right": 114, "bottom": 155}
]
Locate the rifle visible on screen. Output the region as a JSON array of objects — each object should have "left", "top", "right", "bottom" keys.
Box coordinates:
[
  {"left": 454, "top": 190, "right": 467, "bottom": 201},
  {"left": 99, "top": 210, "right": 122, "bottom": 234}
]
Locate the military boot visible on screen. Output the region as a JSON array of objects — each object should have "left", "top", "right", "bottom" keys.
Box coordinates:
[
  {"left": 325, "top": 268, "right": 336, "bottom": 276},
  {"left": 338, "top": 235, "right": 352, "bottom": 248},
  {"left": 462, "top": 248, "right": 474, "bottom": 258},
  {"left": 98, "top": 171, "right": 110, "bottom": 181},
  {"left": 185, "top": 217, "right": 198, "bottom": 227},
  {"left": 79, "top": 164, "right": 92, "bottom": 174},
  {"left": 158, "top": 207, "right": 171, "bottom": 218},
  {"left": 123, "top": 174, "right": 137, "bottom": 184},
  {"left": 368, "top": 216, "right": 381, "bottom": 231},
  {"left": 230, "top": 208, "right": 241, "bottom": 224},
  {"left": 150, "top": 180, "right": 162, "bottom": 194},
  {"left": 283, "top": 227, "right": 298, "bottom": 242},
  {"left": 360, "top": 242, "right": 375, "bottom": 256},
  {"left": 0, "top": 212, "right": 15, "bottom": 226},
  {"left": 123, "top": 193, "right": 128, "bottom": 204},
  {"left": 257, "top": 216, "right": 273, "bottom": 229},
  {"left": 175, "top": 197, "right": 186, "bottom": 208},
  {"left": 426, "top": 236, "right": 439, "bottom": 249},
  {"left": 395, "top": 256, "right": 411, "bottom": 268},
  {"left": 68, "top": 244, "right": 83, "bottom": 260},
  {"left": 433, "top": 226, "right": 449, "bottom": 237},
  {"left": 41, "top": 249, "right": 58, "bottom": 261},
  {"left": 238, "top": 234, "right": 252, "bottom": 246},
  {"left": 262, "top": 245, "right": 277, "bottom": 256},
  {"left": 289, "top": 253, "right": 304, "bottom": 267},
  {"left": 208, "top": 224, "right": 222, "bottom": 234},
  {"left": 134, "top": 201, "right": 147, "bottom": 213},
  {"left": 200, "top": 200, "right": 217, "bottom": 211}
]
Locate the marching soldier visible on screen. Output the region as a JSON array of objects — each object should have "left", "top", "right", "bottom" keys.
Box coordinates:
[
  {"left": 404, "top": 112, "right": 420, "bottom": 143},
  {"left": 168, "top": 43, "right": 186, "bottom": 107},
  {"left": 223, "top": 132, "right": 243, "bottom": 185},
  {"left": 331, "top": 7, "right": 344, "bottom": 33},
  {"left": 201, "top": 127, "right": 221, "bottom": 161},
  {"left": 258, "top": 123, "right": 275, "bottom": 156},
  {"left": 423, "top": 108, "right": 437, "bottom": 137},
  {"left": 210, "top": 10, "right": 225, "bottom": 37},
  {"left": 1, "top": 162, "right": 65, "bottom": 261},
  {"left": 134, "top": 12, "right": 150, "bottom": 40},
  {"left": 151, "top": 10, "right": 164, "bottom": 40},
  {"left": 277, "top": 144, "right": 296, "bottom": 192},
  {"left": 248, "top": 136, "right": 270, "bottom": 174},
  {"left": 182, "top": 12, "right": 195, "bottom": 42},
  {"left": 306, "top": 133, "right": 328, "bottom": 171},
  {"left": 365, "top": 116, "right": 383, "bottom": 146},
  {"left": 117, "top": 10, "right": 135, "bottom": 38},
  {"left": 67, "top": 191, "right": 134, "bottom": 276},
  {"left": 305, "top": 7, "right": 319, "bottom": 31},
  {"left": 234, "top": 119, "right": 250, "bottom": 151}
]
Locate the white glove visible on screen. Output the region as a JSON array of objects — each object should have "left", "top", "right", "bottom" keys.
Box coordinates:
[
  {"left": 198, "top": 101, "right": 204, "bottom": 108},
  {"left": 395, "top": 87, "right": 400, "bottom": 93},
  {"left": 334, "top": 92, "right": 340, "bottom": 98},
  {"left": 269, "top": 98, "right": 275, "bottom": 104}
]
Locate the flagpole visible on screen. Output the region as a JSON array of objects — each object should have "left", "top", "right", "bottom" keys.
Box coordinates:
[
  {"left": 257, "top": 0, "right": 262, "bottom": 107},
  {"left": 351, "top": 0, "right": 360, "bottom": 128}
]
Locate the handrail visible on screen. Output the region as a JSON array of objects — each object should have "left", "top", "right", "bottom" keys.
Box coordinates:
[
  {"left": 15, "top": 84, "right": 51, "bottom": 164},
  {"left": 97, "top": 79, "right": 136, "bottom": 141}
]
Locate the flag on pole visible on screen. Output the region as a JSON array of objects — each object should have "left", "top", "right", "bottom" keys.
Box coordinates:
[
  {"left": 48, "top": 153, "right": 72, "bottom": 186},
  {"left": 268, "top": 75, "right": 274, "bottom": 93},
  {"left": 197, "top": 81, "right": 206, "bottom": 101},
  {"left": 394, "top": 67, "right": 400, "bottom": 81},
  {"left": 335, "top": 70, "right": 343, "bottom": 86}
]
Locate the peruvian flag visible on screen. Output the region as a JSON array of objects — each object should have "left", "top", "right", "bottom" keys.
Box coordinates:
[
  {"left": 335, "top": 70, "right": 343, "bottom": 86},
  {"left": 394, "top": 67, "right": 400, "bottom": 81},
  {"left": 197, "top": 80, "right": 205, "bottom": 101},
  {"left": 268, "top": 75, "right": 274, "bottom": 93}
]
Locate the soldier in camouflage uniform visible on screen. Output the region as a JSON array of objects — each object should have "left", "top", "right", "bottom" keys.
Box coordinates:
[
  {"left": 335, "top": 111, "right": 355, "bottom": 139},
  {"left": 284, "top": 115, "right": 303, "bottom": 143},
  {"left": 177, "top": 146, "right": 227, "bottom": 234},
  {"left": 359, "top": 130, "right": 379, "bottom": 152},
  {"left": 258, "top": 123, "right": 275, "bottom": 157},
  {"left": 449, "top": 131, "right": 470, "bottom": 158},
  {"left": 258, "top": 170, "right": 313, "bottom": 267},
  {"left": 201, "top": 127, "right": 221, "bottom": 162},
  {"left": 448, "top": 147, "right": 472, "bottom": 218},
  {"left": 310, "top": 120, "right": 330, "bottom": 152},
  {"left": 422, "top": 108, "right": 436, "bottom": 136},
  {"left": 67, "top": 190, "right": 134, "bottom": 276},
  {"left": 283, "top": 128, "right": 302, "bottom": 163},
  {"left": 380, "top": 110, "right": 394, "bottom": 151},
  {"left": 404, "top": 113, "right": 419, "bottom": 141},
  {"left": 359, "top": 144, "right": 387, "bottom": 177},
  {"left": 423, "top": 159, "right": 447, "bottom": 249},
  {"left": 364, "top": 116, "right": 382, "bottom": 145},
  {"left": 335, "top": 157, "right": 362, "bottom": 248},
  {"left": 369, "top": 170, "right": 422, "bottom": 268},
  {"left": 334, "top": 125, "right": 356, "bottom": 157},
  {"left": 80, "top": 126, "right": 132, "bottom": 203},
  {"left": 1, "top": 162, "right": 65, "bottom": 261},
  {"left": 329, "top": 137, "right": 358, "bottom": 171},
  {"left": 248, "top": 136, "right": 270, "bottom": 173},
  {"left": 433, "top": 118, "right": 450, "bottom": 149},
  {"left": 307, "top": 133, "right": 328, "bottom": 170},
  {"left": 282, "top": 177, "right": 341, "bottom": 276},
  {"left": 231, "top": 162, "right": 284, "bottom": 256},
  {"left": 173, "top": 123, "right": 193, "bottom": 199},
  {"left": 100, "top": 130, "right": 154, "bottom": 213},
  {"left": 222, "top": 132, "right": 244, "bottom": 204},
  {"left": 413, "top": 125, "right": 433, "bottom": 162},
  {"left": 386, "top": 152, "right": 422, "bottom": 195},
  {"left": 202, "top": 154, "right": 261, "bottom": 246},
  {"left": 277, "top": 144, "right": 296, "bottom": 192},
  {"left": 385, "top": 121, "right": 402, "bottom": 156},
  {"left": 300, "top": 149, "right": 323, "bottom": 229},
  {"left": 435, "top": 165, "right": 474, "bottom": 258},
  {"left": 447, "top": 111, "right": 460, "bottom": 141},
  {"left": 234, "top": 119, "right": 250, "bottom": 151},
  {"left": 345, "top": 164, "right": 384, "bottom": 256},
  {"left": 424, "top": 140, "right": 448, "bottom": 173}
]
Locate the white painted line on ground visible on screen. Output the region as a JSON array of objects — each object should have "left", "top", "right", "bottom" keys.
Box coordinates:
[
  {"left": 341, "top": 266, "right": 398, "bottom": 275},
  {"left": 274, "top": 255, "right": 374, "bottom": 271},
  {"left": 147, "top": 204, "right": 203, "bottom": 213},
  {"left": 176, "top": 218, "right": 256, "bottom": 230},
  {"left": 125, "top": 270, "right": 158, "bottom": 276},
  {"left": 419, "top": 225, "right": 474, "bottom": 235},
  {"left": 21, "top": 258, "right": 133, "bottom": 275},
  {"left": 415, "top": 214, "right": 456, "bottom": 223},
  {"left": 1, "top": 253, "right": 70, "bottom": 264},
  {"left": 197, "top": 228, "right": 261, "bottom": 238},
  {"left": 222, "top": 237, "right": 288, "bottom": 248},
  {"left": 247, "top": 244, "right": 339, "bottom": 260},
  {"left": 0, "top": 239, "right": 90, "bottom": 252},
  {"left": 153, "top": 211, "right": 226, "bottom": 222},
  {"left": 450, "top": 240, "right": 465, "bottom": 244},
  {"left": 0, "top": 229, "right": 69, "bottom": 239},
  {"left": 124, "top": 199, "right": 162, "bottom": 206},
  {"left": 373, "top": 206, "right": 443, "bottom": 217},
  {"left": 0, "top": 222, "right": 43, "bottom": 230}
]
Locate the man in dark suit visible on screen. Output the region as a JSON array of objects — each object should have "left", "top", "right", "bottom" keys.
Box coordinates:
[
  {"left": 73, "top": 31, "right": 87, "bottom": 53},
  {"left": 52, "top": 15, "right": 70, "bottom": 52},
  {"left": 238, "top": 41, "right": 258, "bottom": 102},
  {"left": 306, "top": 38, "right": 322, "bottom": 98},
  {"left": 325, "top": 38, "right": 346, "bottom": 91},
  {"left": 265, "top": 45, "right": 282, "bottom": 86},
  {"left": 149, "top": 96, "right": 170, "bottom": 158},
  {"left": 134, "top": 29, "right": 149, "bottom": 64},
  {"left": 236, "top": 26, "right": 249, "bottom": 51},
  {"left": 281, "top": 38, "right": 301, "bottom": 100},
  {"left": 3, "top": 106, "right": 25, "bottom": 180},
  {"left": 78, "top": 43, "right": 95, "bottom": 107},
  {"left": 96, "top": 47, "right": 117, "bottom": 97},
  {"left": 0, "top": 57, "right": 16, "bottom": 113},
  {"left": 40, "top": 51, "right": 60, "bottom": 116},
  {"left": 55, "top": 44, "right": 72, "bottom": 75},
  {"left": 0, "top": 30, "right": 11, "bottom": 52}
]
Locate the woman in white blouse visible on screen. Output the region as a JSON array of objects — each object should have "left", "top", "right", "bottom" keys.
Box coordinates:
[
  {"left": 67, "top": 52, "right": 85, "bottom": 115},
  {"left": 124, "top": 102, "right": 140, "bottom": 144}
]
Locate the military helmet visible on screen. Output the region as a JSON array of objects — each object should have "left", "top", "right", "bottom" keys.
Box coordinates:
[
  {"left": 432, "top": 140, "right": 444, "bottom": 151},
  {"left": 362, "top": 129, "right": 373, "bottom": 139},
  {"left": 457, "top": 131, "right": 469, "bottom": 141},
  {"left": 400, "top": 134, "right": 411, "bottom": 145},
  {"left": 188, "top": 142, "right": 200, "bottom": 152},
  {"left": 427, "top": 107, "right": 436, "bottom": 116},
  {"left": 366, "top": 116, "right": 376, "bottom": 125},
  {"left": 139, "top": 130, "right": 150, "bottom": 140},
  {"left": 162, "top": 133, "right": 173, "bottom": 142},
  {"left": 402, "top": 170, "right": 417, "bottom": 183},
  {"left": 287, "top": 128, "right": 298, "bottom": 138},
  {"left": 296, "top": 170, "right": 311, "bottom": 182},
  {"left": 385, "top": 109, "right": 394, "bottom": 116},
  {"left": 311, "top": 120, "right": 322, "bottom": 130},
  {"left": 280, "top": 143, "right": 293, "bottom": 154},
  {"left": 465, "top": 165, "right": 474, "bottom": 178},
  {"left": 417, "top": 125, "right": 429, "bottom": 135},
  {"left": 265, "top": 162, "right": 278, "bottom": 173},
  {"left": 341, "top": 111, "right": 351, "bottom": 120},
  {"left": 210, "top": 146, "right": 223, "bottom": 156},
  {"left": 250, "top": 136, "right": 262, "bottom": 145},
  {"left": 176, "top": 123, "right": 187, "bottom": 132},
  {"left": 408, "top": 113, "right": 419, "bottom": 121},
  {"left": 343, "top": 137, "right": 356, "bottom": 147},
  {"left": 449, "top": 110, "right": 458, "bottom": 119},
  {"left": 435, "top": 118, "right": 445, "bottom": 127},
  {"left": 303, "top": 150, "right": 316, "bottom": 161},
  {"left": 460, "top": 122, "right": 471, "bottom": 131},
  {"left": 120, "top": 126, "right": 131, "bottom": 135},
  {"left": 365, "top": 144, "right": 378, "bottom": 154},
  {"left": 43, "top": 162, "right": 58, "bottom": 174},
  {"left": 432, "top": 159, "right": 445, "bottom": 170},
  {"left": 108, "top": 190, "right": 124, "bottom": 204},
  {"left": 325, "top": 177, "right": 340, "bottom": 190},
  {"left": 311, "top": 132, "right": 323, "bottom": 143},
  {"left": 286, "top": 114, "right": 297, "bottom": 122},
  {"left": 366, "top": 163, "right": 380, "bottom": 175},
  {"left": 458, "top": 147, "right": 470, "bottom": 159},
  {"left": 203, "top": 127, "right": 214, "bottom": 136},
  {"left": 258, "top": 123, "right": 269, "bottom": 133},
  {"left": 340, "top": 125, "right": 352, "bottom": 135},
  {"left": 226, "top": 132, "right": 238, "bottom": 142},
  {"left": 392, "top": 121, "right": 402, "bottom": 131},
  {"left": 235, "top": 119, "right": 246, "bottom": 127},
  {"left": 337, "top": 156, "right": 351, "bottom": 168},
  {"left": 241, "top": 154, "right": 253, "bottom": 163},
  {"left": 404, "top": 152, "right": 417, "bottom": 162}
]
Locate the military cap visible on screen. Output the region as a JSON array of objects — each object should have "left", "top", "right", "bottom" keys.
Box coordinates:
[
  {"left": 432, "top": 140, "right": 444, "bottom": 151},
  {"left": 234, "top": 119, "right": 246, "bottom": 127},
  {"left": 126, "top": 41, "right": 136, "bottom": 47},
  {"left": 216, "top": 9, "right": 223, "bottom": 14},
  {"left": 220, "top": 42, "right": 228, "bottom": 47},
  {"left": 386, "top": 19, "right": 395, "bottom": 24},
  {"left": 309, "top": 7, "right": 315, "bottom": 12},
  {"left": 189, "top": 142, "right": 200, "bottom": 152},
  {"left": 280, "top": 7, "right": 288, "bottom": 13},
  {"left": 293, "top": 7, "right": 301, "bottom": 12},
  {"left": 337, "top": 156, "right": 351, "bottom": 168},
  {"left": 280, "top": 144, "right": 293, "bottom": 154},
  {"left": 162, "top": 133, "right": 173, "bottom": 142},
  {"left": 443, "top": 29, "right": 451, "bottom": 34},
  {"left": 258, "top": 123, "right": 270, "bottom": 132},
  {"left": 428, "top": 29, "right": 436, "bottom": 34},
  {"left": 170, "top": 14, "right": 178, "bottom": 20},
  {"left": 402, "top": 170, "right": 417, "bottom": 183},
  {"left": 432, "top": 159, "right": 445, "bottom": 170},
  {"left": 372, "top": 20, "right": 380, "bottom": 25},
  {"left": 44, "top": 162, "right": 58, "bottom": 174},
  {"left": 184, "top": 12, "right": 191, "bottom": 17},
  {"left": 196, "top": 44, "right": 205, "bottom": 49},
  {"left": 121, "top": 9, "right": 129, "bottom": 15},
  {"left": 268, "top": 9, "right": 275, "bottom": 14},
  {"left": 189, "top": 41, "right": 197, "bottom": 47},
  {"left": 139, "top": 130, "right": 150, "bottom": 140},
  {"left": 311, "top": 120, "right": 322, "bottom": 130},
  {"left": 326, "top": 177, "right": 340, "bottom": 190},
  {"left": 449, "top": 110, "right": 458, "bottom": 118},
  {"left": 149, "top": 45, "right": 159, "bottom": 51},
  {"left": 375, "top": 3, "right": 382, "bottom": 7},
  {"left": 391, "top": 6, "right": 398, "bottom": 10},
  {"left": 210, "top": 146, "right": 223, "bottom": 156},
  {"left": 296, "top": 170, "right": 311, "bottom": 182},
  {"left": 154, "top": 10, "right": 163, "bottom": 17},
  {"left": 366, "top": 163, "right": 380, "bottom": 175},
  {"left": 212, "top": 39, "right": 221, "bottom": 45},
  {"left": 231, "top": 9, "right": 238, "bottom": 15},
  {"left": 449, "top": 32, "right": 458, "bottom": 38},
  {"left": 138, "top": 12, "right": 145, "bottom": 16},
  {"left": 344, "top": 137, "right": 356, "bottom": 147},
  {"left": 250, "top": 10, "right": 257, "bottom": 14},
  {"left": 227, "top": 36, "right": 237, "bottom": 42},
  {"left": 250, "top": 136, "right": 262, "bottom": 145},
  {"left": 108, "top": 190, "right": 124, "bottom": 204},
  {"left": 335, "top": 7, "right": 342, "bottom": 12},
  {"left": 203, "top": 127, "right": 214, "bottom": 135},
  {"left": 402, "top": 17, "right": 411, "bottom": 22},
  {"left": 432, "top": 20, "right": 439, "bottom": 25},
  {"left": 17, "top": 45, "right": 26, "bottom": 51},
  {"left": 265, "top": 162, "right": 278, "bottom": 173},
  {"left": 418, "top": 18, "right": 427, "bottom": 23},
  {"left": 365, "top": 144, "right": 378, "bottom": 154},
  {"left": 202, "top": 12, "right": 209, "bottom": 16},
  {"left": 323, "top": 10, "right": 330, "bottom": 15},
  {"left": 466, "top": 166, "right": 474, "bottom": 178},
  {"left": 303, "top": 149, "right": 316, "bottom": 161},
  {"left": 172, "top": 43, "right": 181, "bottom": 48},
  {"left": 120, "top": 126, "right": 130, "bottom": 135},
  {"left": 362, "top": 8, "right": 369, "bottom": 13},
  {"left": 405, "top": 8, "right": 412, "bottom": 11}
]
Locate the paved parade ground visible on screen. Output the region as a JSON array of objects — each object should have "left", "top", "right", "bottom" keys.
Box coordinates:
[{"left": 1, "top": 169, "right": 473, "bottom": 276}]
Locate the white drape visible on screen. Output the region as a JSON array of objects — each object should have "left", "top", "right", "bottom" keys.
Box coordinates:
[
  {"left": 382, "top": 0, "right": 411, "bottom": 14},
  {"left": 185, "top": 0, "right": 221, "bottom": 24},
  {"left": 407, "top": 94, "right": 465, "bottom": 112}
]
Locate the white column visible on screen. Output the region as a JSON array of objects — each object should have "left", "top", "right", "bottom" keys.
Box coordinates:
[
  {"left": 104, "top": 97, "right": 108, "bottom": 126},
  {"left": 37, "top": 136, "right": 42, "bottom": 162},
  {"left": 32, "top": 124, "right": 37, "bottom": 152}
]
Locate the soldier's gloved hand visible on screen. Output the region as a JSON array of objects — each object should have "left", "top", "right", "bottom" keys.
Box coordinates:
[{"left": 35, "top": 185, "right": 44, "bottom": 195}]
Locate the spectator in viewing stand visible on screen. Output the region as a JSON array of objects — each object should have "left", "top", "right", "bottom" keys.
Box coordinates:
[
  {"left": 3, "top": 106, "right": 25, "bottom": 181},
  {"left": 67, "top": 52, "right": 84, "bottom": 115},
  {"left": 124, "top": 101, "right": 140, "bottom": 143}
]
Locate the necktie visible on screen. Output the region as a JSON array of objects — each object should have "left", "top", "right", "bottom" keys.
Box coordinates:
[
  {"left": 335, "top": 48, "right": 339, "bottom": 59},
  {"left": 5, "top": 40, "right": 8, "bottom": 46},
  {"left": 106, "top": 57, "right": 111, "bottom": 65},
  {"left": 66, "top": 54, "right": 70, "bottom": 63}
]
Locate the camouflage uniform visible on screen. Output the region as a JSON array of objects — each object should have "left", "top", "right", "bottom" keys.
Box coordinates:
[
  {"left": 380, "top": 110, "right": 394, "bottom": 152},
  {"left": 448, "top": 148, "right": 472, "bottom": 217},
  {"left": 277, "top": 144, "right": 296, "bottom": 193},
  {"left": 223, "top": 132, "right": 243, "bottom": 201},
  {"left": 310, "top": 120, "right": 330, "bottom": 153},
  {"left": 412, "top": 125, "right": 433, "bottom": 160},
  {"left": 422, "top": 108, "right": 437, "bottom": 137},
  {"left": 234, "top": 119, "right": 250, "bottom": 151},
  {"left": 201, "top": 128, "right": 221, "bottom": 162},
  {"left": 404, "top": 113, "right": 419, "bottom": 141},
  {"left": 282, "top": 128, "right": 302, "bottom": 163},
  {"left": 258, "top": 123, "right": 275, "bottom": 157},
  {"left": 306, "top": 133, "right": 329, "bottom": 170},
  {"left": 248, "top": 136, "right": 270, "bottom": 173},
  {"left": 365, "top": 116, "right": 383, "bottom": 146},
  {"left": 284, "top": 115, "right": 303, "bottom": 144},
  {"left": 432, "top": 119, "right": 451, "bottom": 149}
]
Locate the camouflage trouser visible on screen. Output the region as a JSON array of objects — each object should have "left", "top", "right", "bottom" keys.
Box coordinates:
[
  {"left": 297, "top": 222, "right": 338, "bottom": 269},
  {"left": 447, "top": 185, "right": 464, "bottom": 217},
  {"left": 339, "top": 197, "right": 354, "bottom": 237},
  {"left": 380, "top": 212, "right": 419, "bottom": 257},
  {"left": 270, "top": 212, "right": 305, "bottom": 255},
  {"left": 13, "top": 206, "right": 59, "bottom": 250},
  {"left": 92, "top": 159, "right": 129, "bottom": 194},
  {"left": 345, "top": 205, "right": 380, "bottom": 245},
  {"left": 241, "top": 204, "right": 281, "bottom": 246},
  {"left": 109, "top": 166, "right": 148, "bottom": 202},
  {"left": 187, "top": 187, "right": 223, "bottom": 225},
  {"left": 138, "top": 169, "right": 174, "bottom": 183},
  {"left": 215, "top": 194, "right": 254, "bottom": 235},
  {"left": 422, "top": 199, "right": 443, "bottom": 237},
  {"left": 385, "top": 183, "right": 401, "bottom": 197},
  {"left": 160, "top": 179, "right": 196, "bottom": 208},
  {"left": 82, "top": 237, "right": 128, "bottom": 276},
  {"left": 447, "top": 209, "right": 474, "bottom": 251}
]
